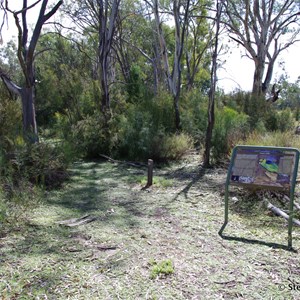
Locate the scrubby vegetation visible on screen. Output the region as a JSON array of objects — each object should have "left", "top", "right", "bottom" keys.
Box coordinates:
[
  {"left": 1, "top": 1, "right": 300, "bottom": 297},
  {"left": 1, "top": 74, "right": 300, "bottom": 232}
]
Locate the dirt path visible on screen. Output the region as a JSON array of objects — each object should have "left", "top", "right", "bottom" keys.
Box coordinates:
[{"left": 1, "top": 155, "right": 300, "bottom": 299}]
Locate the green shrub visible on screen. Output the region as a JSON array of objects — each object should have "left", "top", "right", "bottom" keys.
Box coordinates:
[
  {"left": 264, "top": 108, "right": 294, "bottom": 132},
  {"left": 243, "top": 94, "right": 267, "bottom": 130},
  {"left": 149, "top": 259, "right": 174, "bottom": 279},
  {"left": 117, "top": 93, "right": 177, "bottom": 161},
  {"left": 68, "top": 112, "right": 118, "bottom": 158},
  {"left": 116, "top": 108, "right": 153, "bottom": 160},
  {"left": 126, "top": 64, "right": 147, "bottom": 103},
  {"left": 157, "top": 133, "right": 193, "bottom": 161},
  {"left": 0, "top": 98, "right": 23, "bottom": 152},
  {"left": 212, "top": 107, "right": 249, "bottom": 161},
  {"left": 57, "top": 90, "right": 193, "bottom": 162},
  {"left": 2, "top": 142, "right": 69, "bottom": 189},
  {"left": 117, "top": 106, "right": 192, "bottom": 161},
  {"left": 181, "top": 90, "right": 208, "bottom": 142},
  {"left": 276, "top": 109, "right": 294, "bottom": 132}
]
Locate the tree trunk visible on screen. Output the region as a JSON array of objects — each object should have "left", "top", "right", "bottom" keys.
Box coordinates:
[
  {"left": 174, "top": 93, "right": 181, "bottom": 131},
  {"left": 203, "top": 98, "right": 214, "bottom": 167},
  {"left": 252, "top": 62, "right": 265, "bottom": 96},
  {"left": 21, "top": 87, "right": 38, "bottom": 143},
  {"left": 98, "top": 0, "right": 120, "bottom": 112},
  {"left": 100, "top": 58, "right": 110, "bottom": 111},
  {"left": 203, "top": 0, "right": 222, "bottom": 167},
  {"left": 2, "top": 0, "right": 63, "bottom": 143},
  {"left": 224, "top": 0, "right": 300, "bottom": 99}
]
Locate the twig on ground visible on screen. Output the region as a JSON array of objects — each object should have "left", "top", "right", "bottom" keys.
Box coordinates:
[
  {"left": 57, "top": 215, "right": 97, "bottom": 227},
  {"left": 99, "top": 154, "right": 147, "bottom": 168}
]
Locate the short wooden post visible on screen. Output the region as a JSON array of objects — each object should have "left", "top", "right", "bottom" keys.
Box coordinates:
[{"left": 147, "top": 159, "right": 153, "bottom": 187}]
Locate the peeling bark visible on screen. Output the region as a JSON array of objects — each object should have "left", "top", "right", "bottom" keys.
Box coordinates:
[
  {"left": 2, "top": 0, "right": 63, "bottom": 143},
  {"left": 152, "top": 0, "right": 190, "bottom": 131},
  {"left": 203, "top": 0, "right": 222, "bottom": 167},
  {"left": 224, "top": 0, "right": 300, "bottom": 96}
]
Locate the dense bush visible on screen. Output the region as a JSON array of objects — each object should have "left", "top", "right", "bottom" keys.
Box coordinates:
[
  {"left": 0, "top": 140, "right": 69, "bottom": 233},
  {"left": 211, "top": 107, "right": 249, "bottom": 161},
  {"left": 158, "top": 133, "right": 193, "bottom": 161},
  {"left": 116, "top": 92, "right": 193, "bottom": 161},
  {"left": 1, "top": 142, "right": 69, "bottom": 189},
  {"left": 0, "top": 98, "right": 23, "bottom": 152},
  {"left": 69, "top": 112, "right": 116, "bottom": 158},
  {"left": 181, "top": 90, "right": 208, "bottom": 142},
  {"left": 221, "top": 91, "right": 270, "bottom": 131},
  {"left": 264, "top": 108, "right": 294, "bottom": 132}
]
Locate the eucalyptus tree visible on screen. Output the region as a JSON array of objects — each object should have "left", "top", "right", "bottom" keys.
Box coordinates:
[
  {"left": 114, "top": 0, "right": 162, "bottom": 96},
  {"left": 150, "top": 0, "right": 191, "bottom": 131},
  {"left": 145, "top": 0, "right": 212, "bottom": 130},
  {"left": 0, "top": 0, "right": 63, "bottom": 143},
  {"left": 184, "top": 1, "right": 211, "bottom": 91},
  {"left": 64, "top": 0, "right": 120, "bottom": 114},
  {"left": 223, "top": 0, "right": 300, "bottom": 96},
  {"left": 35, "top": 34, "right": 95, "bottom": 126},
  {"left": 203, "top": 0, "right": 223, "bottom": 167}
]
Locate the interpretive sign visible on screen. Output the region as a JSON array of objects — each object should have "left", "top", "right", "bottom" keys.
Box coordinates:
[
  {"left": 219, "top": 145, "right": 300, "bottom": 249},
  {"left": 230, "top": 148, "right": 296, "bottom": 189}
]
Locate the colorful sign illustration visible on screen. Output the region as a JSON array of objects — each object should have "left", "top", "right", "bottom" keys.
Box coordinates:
[{"left": 230, "top": 148, "right": 296, "bottom": 189}]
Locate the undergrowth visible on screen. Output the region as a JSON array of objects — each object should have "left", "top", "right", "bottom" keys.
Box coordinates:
[{"left": 241, "top": 130, "right": 300, "bottom": 148}]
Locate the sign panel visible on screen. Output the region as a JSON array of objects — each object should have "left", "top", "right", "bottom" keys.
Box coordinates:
[
  {"left": 220, "top": 145, "right": 300, "bottom": 249},
  {"left": 230, "top": 148, "right": 296, "bottom": 189}
]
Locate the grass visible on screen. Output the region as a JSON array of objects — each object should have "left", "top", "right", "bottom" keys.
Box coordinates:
[
  {"left": 241, "top": 130, "right": 300, "bottom": 149},
  {"left": 1, "top": 155, "right": 300, "bottom": 299},
  {"left": 128, "top": 175, "right": 174, "bottom": 188}
]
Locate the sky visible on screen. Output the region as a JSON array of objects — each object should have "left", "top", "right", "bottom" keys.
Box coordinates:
[
  {"left": 217, "top": 43, "right": 300, "bottom": 93},
  {"left": 1, "top": 1, "right": 300, "bottom": 93}
]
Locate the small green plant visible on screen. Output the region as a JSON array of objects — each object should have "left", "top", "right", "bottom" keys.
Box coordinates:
[
  {"left": 137, "top": 176, "right": 174, "bottom": 188},
  {"left": 149, "top": 259, "right": 174, "bottom": 279}
]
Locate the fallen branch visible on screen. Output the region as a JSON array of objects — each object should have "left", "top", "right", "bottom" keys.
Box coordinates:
[
  {"left": 282, "top": 195, "right": 300, "bottom": 211},
  {"left": 268, "top": 191, "right": 300, "bottom": 211},
  {"left": 264, "top": 200, "right": 300, "bottom": 227},
  {"left": 99, "top": 154, "right": 147, "bottom": 168},
  {"left": 57, "top": 215, "right": 97, "bottom": 227},
  {"left": 97, "top": 245, "right": 117, "bottom": 251}
]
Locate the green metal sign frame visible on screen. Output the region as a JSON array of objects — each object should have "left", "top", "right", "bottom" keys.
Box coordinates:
[{"left": 219, "top": 145, "right": 300, "bottom": 249}]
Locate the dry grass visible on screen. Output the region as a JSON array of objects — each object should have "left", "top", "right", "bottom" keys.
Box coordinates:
[
  {"left": 1, "top": 155, "right": 300, "bottom": 299},
  {"left": 241, "top": 130, "right": 300, "bottom": 149}
]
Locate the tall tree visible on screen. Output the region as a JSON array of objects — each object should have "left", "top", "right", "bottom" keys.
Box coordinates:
[
  {"left": 98, "top": 0, "right": 121, "bottom": 112},
  {"left": 0, "top": 0, "right": 63, "bottom": 142},
  {"left": 203, "top": 0, "right": 223, "bottom": 167},
  {"left": 151, "top": 0, "right": 191, "bottom": 131},
  {"left": 64, "top": 0, "right": 120, "bottom": 113},
  {"left": 185, "top": 2, "right": 211, "bottom": 91},
  {"left": 223, "top": 0, "right": 300, "bottom": 96}
]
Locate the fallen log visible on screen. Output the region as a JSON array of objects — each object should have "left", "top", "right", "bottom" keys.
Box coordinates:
[
  {"left": 265, "top": 201, "right": 300, "bottom": 227},
  {"left": 282, "top": 195, "right": 300, "bottom": 211}
]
